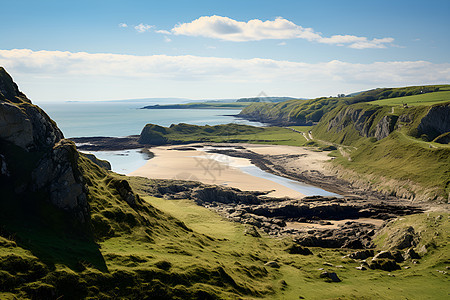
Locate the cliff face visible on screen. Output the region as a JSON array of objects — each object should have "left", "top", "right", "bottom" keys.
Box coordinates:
[
  {"left": 315, "top": 102, "right": 450, "bottom": 145},
  {"left": 0, "top": 67, "right": 88, "bottom": 222},
  {"left": 417, "top": 103, "right": 450, "bottom": 141}
]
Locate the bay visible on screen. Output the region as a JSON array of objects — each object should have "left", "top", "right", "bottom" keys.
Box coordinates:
[{"left": 38, "top": 101, "right": 263, "bottom": 138}]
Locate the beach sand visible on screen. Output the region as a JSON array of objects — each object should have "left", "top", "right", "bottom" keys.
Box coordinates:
[{"left": 129, "top": 144, "right": 333, "bottom": 199}]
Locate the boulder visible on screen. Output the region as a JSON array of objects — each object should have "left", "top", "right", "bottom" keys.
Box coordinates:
[
  {"left": 369, "top": 258, "right": 400, "bottom": 271},
  {"left": 319, "top": 271, "right": 341, "bottom": 282},
  {"left": 285, "top": 244, "right": 313, "bottom": 255},
  {"left": 264, "top": 261, "right": 280, "bottom": 268},
  {"left": 349, "top": 250, "right": 374, "bottom": 260}
]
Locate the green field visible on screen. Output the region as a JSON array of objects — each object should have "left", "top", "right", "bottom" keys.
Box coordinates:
[
  {"left": 368, "top": 90, "right": 450, "bottom": 106},
  {"left": 1, "top": 173, "right": 449, "bottom": 299},
  {"left": 128, "top": 194, "right": 450, "bottom": 299},
  {"left": 139, "top": 123, "right": 309, "bottom": 146}
]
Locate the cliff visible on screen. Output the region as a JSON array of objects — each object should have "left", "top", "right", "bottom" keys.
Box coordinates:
[
  {"left": 0, "top": 67, "right": 276, "bottom": 299},
  {"left": 0, "top": 67, "right": 156, "bottom": 260},
  {"left": 313, "top": 102, "right": 450, "bottom": 145},
  {"left": 312, "top": 102, "right": 450, "bottom": 202},
  {"left": 238, "top": 85, "right": 448, "bottom": 126}
]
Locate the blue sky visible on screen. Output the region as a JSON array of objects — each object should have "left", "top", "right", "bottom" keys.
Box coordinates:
[{"left": 1, "top": 0, "right": 449, "bottom": 102}]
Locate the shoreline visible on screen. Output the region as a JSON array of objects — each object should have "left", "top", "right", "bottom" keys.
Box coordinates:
[{"left": 129, "top": 144, "right": 312, "bottom": 199}]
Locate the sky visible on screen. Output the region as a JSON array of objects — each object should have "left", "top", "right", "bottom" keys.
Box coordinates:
[{"left": 0, "top": 0, "right": 449, "bottom": 102}]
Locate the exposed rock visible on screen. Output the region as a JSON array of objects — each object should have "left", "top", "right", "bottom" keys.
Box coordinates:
[
  {"left": 0, "top": 67, "right": 88, "bottom": 223},
  {"left": 349, "top": 249, "right": 374, "bottom": 260},
  {"left": 0, "top": 67, "right": 29, "bottom": 103},
  {"left": 404, "top": 248, "right": 421, "bottom": 260},
  {"left": 191, "top": 186, "right": 261, "bottom": 205},
  {"left": 417, "top": 103, "right": 450, "bottom": 141},
  {"left": 417, "top": 245, "right": 428, "bottom": 255},
  {"left": 140, "top": 179, "right": 421, "bottom": 248},
  {"left": 264, "top": 261, "right": 280, "bottom": 268},
  {"left": 368, "top": 258, "right": 400, "bottom": 271},
  {"left": 285, "top": 244, "right": 313, "bottom": 255},
  {"left": 375, "top": 115, "right": 398, "bottom": 140},
  {"left": 0, "top": 102, "right": 34, "bottom": 149},
  {"left": 244, "top": 226, "right": 261, "bottom": 238},
  {"left": 319, "top": 271, "right": 341, "bottom": 282},
  {"left": 384, "top": 226, "right": 418, "bottom": 249},
  {"left": 373, "top": 251, "right": 394, "bottom": 260},
  {"left": 83, "top": 153, "right": 112, "bottom": 170}
]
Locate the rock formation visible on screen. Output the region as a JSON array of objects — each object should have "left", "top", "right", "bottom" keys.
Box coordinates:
[{"left": 0, "top": 67, "right": 88, "bottom": 222}]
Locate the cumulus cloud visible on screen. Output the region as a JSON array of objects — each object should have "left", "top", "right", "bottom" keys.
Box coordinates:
[
  {"left": 0, "top": 49, "right": 448, "bottom": 100},
  {"left": 134, "top": 23, "right": 154, "bottom": 33},
  {"left": 167, "top": 15, "right": 394, "bottom": 49},
  {"left": 118, "top": 23, "right": 128, "bottom": 28}
]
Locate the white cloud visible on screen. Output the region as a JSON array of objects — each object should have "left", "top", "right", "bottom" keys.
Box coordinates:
[
  {"left": 155, "top": 30, "right": 171, "bottom": 35},
  {"left": 134, "top": 23, "right": 154, "bottom": 33},
  {"left": 278, "top": 42, "right": 287, "bottom": 46},
  {"left": 0, "top": 49, "right": 448, "bottom": 100},
  {"left": 164, "top": 36, "right": 172, "bottom": 42},
  {"left": 168, "top": 15, "right": 394, "bottom": 49},
  {"left": 118, "top": 23, "right": 128, "bottom": 28}
]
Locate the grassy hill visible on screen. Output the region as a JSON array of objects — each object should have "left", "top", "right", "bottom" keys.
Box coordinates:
[
  {"left": 311, "top": 101, "right": 450, "bottom": 201},
  {"left": 2, "top": 172, "right": 448, "bottom": 299},
  {"left": 138, "top": 123, "right": 308, "bottom": 146},
  {"left": 239, "top": 85, "right": 450, "bottom": 125},
  {"left": 368, "top": 89, "right": 450, "bottom": 107}
]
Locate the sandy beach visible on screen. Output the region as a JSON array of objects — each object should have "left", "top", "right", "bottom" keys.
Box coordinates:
[{"left": 129, "top": 143, "right": 334, "bottom": 198}]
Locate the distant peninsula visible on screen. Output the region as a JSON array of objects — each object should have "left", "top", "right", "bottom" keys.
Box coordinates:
[{"left": 141, "top": 96, "right": 300, "bottom": 109}]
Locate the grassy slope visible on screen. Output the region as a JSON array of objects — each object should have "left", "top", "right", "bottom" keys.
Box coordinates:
[
  {"left": 109, "top": 194, "right": 450, "bottom": 299},
  {"left": 312, "top": 103, "right": 450, "bottom": 200},
  {"left": 239, "top": 85, "right": 449, "bottom": 124},
  {"left": 140, "top": 123, "right": 308, "bottom": 146},
  {"left": 1, "top": 191, "right": 448, "bottom": 299},
  {"left": 368, "top": 90, "right": 450, "bottom": 107},
  {"left": 0, "top": 146, "right": 448, "bottom": 299}
]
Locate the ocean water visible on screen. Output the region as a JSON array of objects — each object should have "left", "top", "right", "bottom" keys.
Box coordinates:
[
  {"left": 38, "top": 101, "right": 263, "bottom": 138},
  {"left": 38, "top": 100, "right": 340, "bottom": 197}
]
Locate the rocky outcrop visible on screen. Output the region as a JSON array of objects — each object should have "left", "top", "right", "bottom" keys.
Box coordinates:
[
  {"left": 374, "top": 115, "right": 399, "bottom": 140},
  {"left": 138, "top": 124, "right": 168, "bottom": 145},
  {"left": 0, "top": 67, "right": 88, "bottom": 222},
  {"left": 31, "top": 140, "right": 88, "bottom": 221},
  {"left": 417, "top": 103, "right": 450, "bottom": 142},
  {"left": 317, "top": 101, "right": 450, "bottom": 144},
  {"left": 140, "top": 179, "right": 422, "bottom": 248},
  {"left": 83, "top": 153, "right": 112, "bottom": 170}
]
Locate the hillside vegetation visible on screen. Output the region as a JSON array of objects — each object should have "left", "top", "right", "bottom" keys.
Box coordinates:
[
  {"left": 239, "top": 85, "right": 450, "bottom": 125},
  {"left": 138, "top": 123, "right": 308, "bottom": 146},
  {"left": 312, "top": 101, "right": 450, "bottom": 201}
]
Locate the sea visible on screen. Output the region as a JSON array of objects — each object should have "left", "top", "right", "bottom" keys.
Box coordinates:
[
  {"left": 37, "top": 100, "right": 339, "bottom": 197},
  {"left": 37, "top": 100, "right": 261, "bottom": 138}
]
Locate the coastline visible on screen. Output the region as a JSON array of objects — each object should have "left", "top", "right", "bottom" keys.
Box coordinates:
[{"left": 128, "top": 143, "right": 339, "bottom": 199}]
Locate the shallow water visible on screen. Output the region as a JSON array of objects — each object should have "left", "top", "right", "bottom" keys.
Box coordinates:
[
  {"left": 239, "top": 165, "right": 341, "bottom": 197},
  {"left": 82, "top": 149, "right": 150, "bottom": 175}
]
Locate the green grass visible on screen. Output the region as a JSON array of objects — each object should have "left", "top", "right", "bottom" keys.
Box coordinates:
[
  {"left": 239, "top": 85, "right": 449, "bottom": 125},
  {"left": 368, "top": 90, "right": 450, "bottom": 106},
  {"left": 139, "top": 123, "right": 308, "bottom": 146},
  {"left": 311, "top": 101, "right": 450, "bottom": 201},
  {"left": 1, "top": 175, "right": 449, "bottom": 299},
  {"left": 333, "top": 131, "right": 450, "bottom": 200}
]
